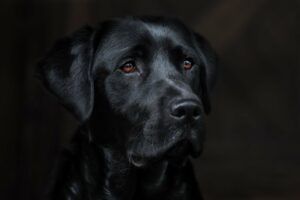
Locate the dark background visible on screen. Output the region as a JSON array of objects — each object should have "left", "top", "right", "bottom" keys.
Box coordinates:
[{"left": 1, "top": 0, "right": 299, "bottom": 200}]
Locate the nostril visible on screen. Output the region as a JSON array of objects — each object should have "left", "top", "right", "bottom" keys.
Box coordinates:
[
  {"left": 193, "top": 108, "right": 201, "bottom": 119},
  {"left": 170, "top": 99, "right": 201, "bottom": 121},
  {"left": 173, "top": 107, "right": 186, "bottom": 119}
]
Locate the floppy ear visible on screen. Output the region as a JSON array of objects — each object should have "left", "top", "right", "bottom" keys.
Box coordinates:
[
  {"left": 193, "top": 33, "right": 218, "bottom": 114},
  {"left": 37, "top": 26, "right": 95, "bottom": 122}
]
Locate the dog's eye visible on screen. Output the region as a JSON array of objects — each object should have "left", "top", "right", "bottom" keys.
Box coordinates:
[
  {"left": 120, "top": 61, "right": 137, "bottom": 73},
  {"left": 182, "top": 58, "right": 194, "bottom": 70}
]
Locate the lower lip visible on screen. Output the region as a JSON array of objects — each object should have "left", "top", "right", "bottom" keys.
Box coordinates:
[{"left": 130, "top": 155, "right": 147, "bottom": 167}]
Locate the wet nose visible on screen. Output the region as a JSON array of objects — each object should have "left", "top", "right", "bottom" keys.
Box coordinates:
[{"left": 170, "top": 99, "right": 201, "bottom": 121}]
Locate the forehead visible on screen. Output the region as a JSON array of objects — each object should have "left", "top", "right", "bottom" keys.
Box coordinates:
[{"left": 96, "top": 18, "right": 195, "bottom": 59}]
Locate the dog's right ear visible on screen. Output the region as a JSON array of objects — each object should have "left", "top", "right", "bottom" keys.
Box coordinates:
[
  {"left": 37, "top": 26, "right": 95, "bottom": 122},
  {"left": 193, "top": 33, "right": 218, "bottom": 115}
]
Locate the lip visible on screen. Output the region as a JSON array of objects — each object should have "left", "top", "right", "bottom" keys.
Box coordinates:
[
  {"left": 128, "top": 139, "right": 200, "bottom": 168},
  {"left": 166, "top": 139, "right": 189, "bottom": 156},
  {"left": 127, "top": 127, "right": 203, "bottom": 167},
  {"left": 128, "top": 154, "right": 149, "bottom": 168}
]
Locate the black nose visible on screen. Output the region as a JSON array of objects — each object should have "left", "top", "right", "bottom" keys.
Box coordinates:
[{"left": 170, "top": 99, "right": 201, "bottom": 121}]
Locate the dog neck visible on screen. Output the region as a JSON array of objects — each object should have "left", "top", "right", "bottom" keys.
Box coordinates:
[
  {"left": 50, "top": 124, "right": 201, "bottom": 200},
  {"left": 98, "top": 146, "right": 201, "bottom": 200}
]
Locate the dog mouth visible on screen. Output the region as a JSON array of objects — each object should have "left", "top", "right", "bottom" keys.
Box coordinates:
[
  {"left": 166, "top": 139, "right": 190, "bottom": 157},
  {"left": 127, "top": 120, "right": 204, "bottom": 168},
  {"left": 128, "top": 136, "right": 202, "bottom": 168},
  {"left": 129, "top": 154, "right": 150, "bottom": 167}
]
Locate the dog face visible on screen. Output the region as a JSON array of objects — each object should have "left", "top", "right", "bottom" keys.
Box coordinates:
[{"left": 38, "top": 17, "right": 217, "bottom": 167}]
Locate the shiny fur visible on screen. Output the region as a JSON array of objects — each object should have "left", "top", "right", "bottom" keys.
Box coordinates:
[{"left": 37, "top": 16, "right": 217, "bottom": 200}]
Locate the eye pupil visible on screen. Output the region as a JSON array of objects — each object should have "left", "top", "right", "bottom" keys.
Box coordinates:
[
  {"left": 120, "top": 62, "right": 136, "bottom": 73},
  {"left": 183, "top": 58, "right": 193, "bottom": 70}
]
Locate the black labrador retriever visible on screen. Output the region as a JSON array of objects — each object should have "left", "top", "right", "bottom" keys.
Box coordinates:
[{"left": 38, "top": 16, "right": 217, "bottom": 200}]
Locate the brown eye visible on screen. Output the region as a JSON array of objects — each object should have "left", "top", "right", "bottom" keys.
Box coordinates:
[
  {"left": 120, "top": 61, "right": 137, "bottom": 73},
  {"left": 183, "top": 58, "right": 194, "bottom": 70}
]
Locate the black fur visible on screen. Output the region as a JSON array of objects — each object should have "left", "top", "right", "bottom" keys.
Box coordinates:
[{"left": 38, "top": 16, "right": 217, "bottom": 200}]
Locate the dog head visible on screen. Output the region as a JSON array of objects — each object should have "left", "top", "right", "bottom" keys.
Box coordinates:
[{"left": 38, "top": 16, "right": 217, "bottom": 167}]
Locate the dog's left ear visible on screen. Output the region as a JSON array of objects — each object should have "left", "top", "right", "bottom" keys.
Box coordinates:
[
  {"left": 37, "top": 26, "right": 95, "bottom": 122},
  {"left": 193, "top": 33, "right": 218, "bottom": 114}
]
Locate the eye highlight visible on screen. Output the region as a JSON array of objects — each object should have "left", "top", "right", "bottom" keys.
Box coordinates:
[
  {"left": 119, "top": 61, "right": 137, "bottom": 73},
  {"left": 182, "top": 58, "right": 194, "bottom": 70}
]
